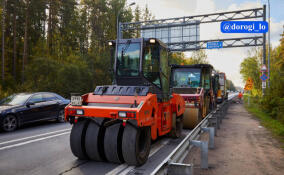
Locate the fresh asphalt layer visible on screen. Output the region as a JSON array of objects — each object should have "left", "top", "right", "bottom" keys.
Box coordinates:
[{"left": 0, "top": 120, "right": 190, "bottom": 175}]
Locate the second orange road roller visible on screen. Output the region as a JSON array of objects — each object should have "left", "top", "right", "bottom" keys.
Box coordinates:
[{"left": 170, "top": 64, "right": 216, "bottom": 129}]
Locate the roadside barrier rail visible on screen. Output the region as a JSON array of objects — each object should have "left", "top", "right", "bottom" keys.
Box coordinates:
[{"left": 151, "top": 94, "right": 237, "bottom": 175}]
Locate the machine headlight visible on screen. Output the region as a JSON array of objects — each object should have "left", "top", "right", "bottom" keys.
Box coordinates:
[
  {"left": 118, "top": 111, "right": 136, "bottom": 118},
  {"left": 149, "top": 38, "right": 156, "bottom": 44},
  {"left": 76, "top": 109, "right": 84, "bottom": 115},
  {"left": 118, "top": 112, "right": 127, "bottom": 118}
]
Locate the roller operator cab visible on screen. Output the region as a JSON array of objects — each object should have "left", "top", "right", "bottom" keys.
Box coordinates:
[
  {"left": 170, "top": 64, "right": 216, "bottom": 129},
  {"left": 216, "top": 72, "right": 228, "bottom": 103},
  {"left": 65, "top": 38, "right": 185, "bottom": 166}
]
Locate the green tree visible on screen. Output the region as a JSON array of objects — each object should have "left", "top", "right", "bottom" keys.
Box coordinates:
[
  {"left": 240, "top": 31, "right": 284, "bottom": 124},
  {"left": 240, "top": 49, "right": 262, "bottom": 96},
  {"left": 226, "top": 79, "right": 236, "bottom": 91},
  {"left": 183, "top": 50, "right": 209, "bottom": 64},
  {"left": 134, "top": 5, "right": 141, "bottom": 37}
]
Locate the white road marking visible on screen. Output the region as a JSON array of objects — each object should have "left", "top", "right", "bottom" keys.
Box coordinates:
[
  {"left": 106, "top": 139, "right": 170, "bottom": 175},
  {"left": 149, "top": 139, "right": 170, "bottom": 157},
  {"left": 0, "top": 128, "right": 71, "bottom": 146},
  {"left": 119, "top": 166, "right": 135, "bottom": 175},
  {"left": 0, "top": 131, "right": 70, "bottom": 151},
  {"left": 106, "top": 164, "right": 129, "bottom": 175}
]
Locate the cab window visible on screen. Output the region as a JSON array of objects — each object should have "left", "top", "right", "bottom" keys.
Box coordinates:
[
  {"left": 160, "top": 48, "right": 170, "bottom": 98},
  {"left": 204, "top": 69, "right": 211, "bottom": 90},
  {"left": 117, "top": 43, "right": 140, "bottom": 77},
  {"left": 143, "top": 45, "right": 161, "bottom": 88}
]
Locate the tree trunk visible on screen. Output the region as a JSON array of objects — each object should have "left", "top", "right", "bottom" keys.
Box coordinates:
[
  {"left": 22, "top": 0, "right": 29, "bottom": 83},
  {"left": 47, "top": 0, "right": 52, "bottom": 55},
  {"left": 1, "top": 0, "right": 6, "bottom": 82},
  {"left": 13, "top": 2, "right": 17, "bottom": 79}
]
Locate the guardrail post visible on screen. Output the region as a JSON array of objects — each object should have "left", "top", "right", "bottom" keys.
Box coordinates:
[
  {"left": 215, "top": 109, "right": 221, "bottom": 128},
  {"left": 201, "top": 127, "right": 215, "bottom": 149},
  {"left": 168, "top": 163, "right": 194, "bottom": 175},
  {"left": 208, "top": 117, "right": 218, "bottom": 136},
  {"left": 189, "top": 140, "right": 208, "bottom": 169},
  {"left": 219, "top": 107, "right": 224, "bottom": 123},
  {"left": 223, "top": 103, "right": 229, "bottom": 119}
]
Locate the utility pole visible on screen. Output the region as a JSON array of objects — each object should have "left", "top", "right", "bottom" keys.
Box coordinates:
[
  {"left": 262, "top": 5, "right": 267, "bottom": 95},
  {"left": 268, "top": 0, "right": 271, "bottom": 88},
  {"left": 1, "top": 0, "right": 6, "bottom": 82}
]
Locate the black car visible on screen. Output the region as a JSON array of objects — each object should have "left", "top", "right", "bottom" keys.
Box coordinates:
[{"left": 0, "top": 92, "right": 70, "bottom": 132}]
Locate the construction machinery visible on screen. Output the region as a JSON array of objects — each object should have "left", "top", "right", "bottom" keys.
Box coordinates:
[
  {"left": 64, "top": 38, "right": 185, "bottom": 166},
  {"left": 170, "top": 64, "right": 216, "bottom": 129},
  {"left": 216, "top": 72, "right": 228, "bottom": 103},
  {"left": 212, "top": 71, "right": 220, "bottom": 104}
]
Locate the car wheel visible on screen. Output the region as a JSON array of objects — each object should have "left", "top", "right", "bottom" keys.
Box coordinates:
[
  {"left": 2, "top": 115, "right": 17, "bottom": 132},
  {"left": 57, "top": 109, "right": 65, "bottom": 123}
]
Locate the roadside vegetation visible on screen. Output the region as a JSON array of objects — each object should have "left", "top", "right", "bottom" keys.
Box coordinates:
[
  {"left": 241, "top": 31, "right": 284, "bottom": 143},
  {"left": 0, "top": 0, "right": 154, "bottom": 98}
]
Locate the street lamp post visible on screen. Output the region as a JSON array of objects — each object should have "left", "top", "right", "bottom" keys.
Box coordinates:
[{"left": 116, "top": 2, "right": 135, "bottom": 41}]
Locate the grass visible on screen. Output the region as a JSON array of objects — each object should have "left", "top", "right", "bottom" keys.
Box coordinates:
[{"left": 244, "top": 96, "right": 284, "bottom": 147}]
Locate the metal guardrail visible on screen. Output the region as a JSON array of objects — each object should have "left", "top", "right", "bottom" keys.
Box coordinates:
[{"left": 151, "top": 94, "right": 237, "bottom": 175}]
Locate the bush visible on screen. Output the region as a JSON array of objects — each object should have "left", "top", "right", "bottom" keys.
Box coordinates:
[{"left": 21, "top": 56, "right": 98, "bottom": 98}]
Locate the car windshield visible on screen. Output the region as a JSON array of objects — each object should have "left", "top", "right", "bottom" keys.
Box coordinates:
[
  {"left": 172, "top": 68, "right": 201, "bottom": 88},
  {"left": 0, "top": 94, "right": 32, "bottom": 106},
  {"left": 117, "top": 42, "right": 140, "bottom": 76}
]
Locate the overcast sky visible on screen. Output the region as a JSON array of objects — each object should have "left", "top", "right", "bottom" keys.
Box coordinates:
[{"left": 127, "top": 0, "right": 284, "bottom": 87}]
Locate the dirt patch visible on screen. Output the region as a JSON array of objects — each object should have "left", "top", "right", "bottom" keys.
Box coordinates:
[{"left": 184, "top": 103, "right": 284, "bottom": 175}]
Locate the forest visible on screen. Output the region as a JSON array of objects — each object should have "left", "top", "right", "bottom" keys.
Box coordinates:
[
  {"left": 240, "top": 31, "right": 284, "bottom": 124},
  {"left": 0, "top": 0, "right": 235, "bottom": 99}
]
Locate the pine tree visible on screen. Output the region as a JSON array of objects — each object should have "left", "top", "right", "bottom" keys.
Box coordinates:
[{"left": 134, "top": 5, "right": 141, "bottom": 37}]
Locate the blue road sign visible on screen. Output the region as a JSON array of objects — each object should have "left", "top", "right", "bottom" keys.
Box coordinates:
[
  {"left": 207, "top": 41, "right": 223, "bottom": 49},
  {"left": 260, "top": 73, "right": 268, "bottom": 81},
  {"left": 221, "top": 21, "right": 268, "bottom": 33}
]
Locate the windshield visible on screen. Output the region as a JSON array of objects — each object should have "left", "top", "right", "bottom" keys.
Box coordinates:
[
  {"left": 143, "top": 45, "right": 161, "bottom": 87},
  {"left": 0, "top": 94, "right": 32, "bottom": 106},
  {"left": 219, "top": 74, "right": 225, "bottom": 86},
  {"left": 172, "top": 68, "right": 201, "bottom": 88},
  {"left": 117, "top": 42, "right": 140, "bottom": 76}
]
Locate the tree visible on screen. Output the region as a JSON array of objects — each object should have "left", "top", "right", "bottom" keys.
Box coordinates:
[
  {"left": 226, "top": 79, "right": 236, "bottom": 91},
  {"left": 22, "top": 0, "right": 30, "bottom": 82},
  {"left": 240, "top": 49, "right": 262, "bottom": 96},
  {"left": 134, "top": 5, "right": 141, "bottom": 37},
  {"left": 184, "top": 50, "right": 209, "bottom": 64},
  {"left": 143, "top": 5, "right": 153, "bottom": 21},
  {"left": 12, "top": 0, "right": 18, "bottom": 79},
  {"left": 0, "top": 0, "right": 137, "bottom": 100},
  {"left": 1, "top": 0, "right": 6, "bottom": 82},
  {"left": 240, "top": 32, "right": 284, "bottom": 123}
]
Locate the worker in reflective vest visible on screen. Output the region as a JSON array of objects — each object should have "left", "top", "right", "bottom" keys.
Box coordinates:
[{"left": 238, "top": 92, "right": 243, "bottom": 100}]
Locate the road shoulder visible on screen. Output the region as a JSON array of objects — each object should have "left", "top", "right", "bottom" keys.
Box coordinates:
[{"left": 184, "top": 103, "right": 284, "bottom": 175}]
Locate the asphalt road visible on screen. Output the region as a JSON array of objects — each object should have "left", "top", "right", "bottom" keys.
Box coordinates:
[
  {"left": 0, "top": 120, "right": 190, "bottom": 175},
  {"left": 0, "top": 93, "right": 237, "bottom": 175}
]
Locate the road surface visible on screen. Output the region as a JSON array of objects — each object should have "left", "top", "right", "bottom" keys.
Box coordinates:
[{"left": 0, "top": 120, "right": 190, "bottom": 175}]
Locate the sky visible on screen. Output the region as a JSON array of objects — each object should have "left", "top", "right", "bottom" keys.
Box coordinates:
[{"left": 126, "top": 0, "right": 284, "bottom": 87}]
